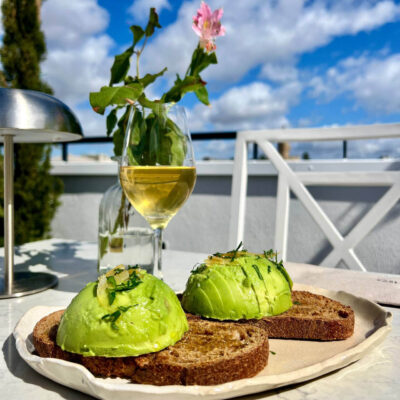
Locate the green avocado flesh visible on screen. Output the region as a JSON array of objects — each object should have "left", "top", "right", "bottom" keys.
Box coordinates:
[
  {"left": 181, "top": 252, "right": 293, "bottom": 320},
  {"left": 56, "top": 272, "right": 188, "bottom": 357}
]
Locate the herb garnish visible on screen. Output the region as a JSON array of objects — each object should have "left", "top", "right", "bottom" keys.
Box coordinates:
[
  {"left": 191, "top": 263, "right": 207, "bottom": 274},
  {"left": 262, "top": 249, "right": 293, "bottom": 289},
  {"left": 108, "top": 290, "right": 116, "bottom": 306},
  {"left": 252, "top": 264, "right": 264, "bottom": 281},
  {"left": 293, "top": 301, "right": 301, "bottom": 305},
  {"left": 276, "top": 262, "right": 293, "bottom": 289},
  {"left": 263, "top": 249, "right": 275, "bottom": 260},
  {"left": 112, "top": 268, "right": 124, "bottom": 275},
  {"left": 270, "top": 350, "right": 276, "bottom": 355},
  {"left": 107, "top": 276, "right": 117, "bottom": 286},
  {"left": 114, "top": 270, "right": 142, "bottom": 292},
  {"left": 230, "top": 241, "right": 243, "bottom": 261},
  {"left": 97, "top": 265, "right": 144, "bottom": 306},
  {"left": 101, "top": 305, "right": 138, "bottom": 330}
]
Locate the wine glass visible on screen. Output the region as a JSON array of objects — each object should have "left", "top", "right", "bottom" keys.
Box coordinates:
[{"left": 119, "top": 104, "right": 196, "bottom": 279}]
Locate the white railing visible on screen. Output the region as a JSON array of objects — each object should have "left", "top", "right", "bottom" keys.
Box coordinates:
[{"left": 229, "top": 123, "right": 400, "bottom": 271}]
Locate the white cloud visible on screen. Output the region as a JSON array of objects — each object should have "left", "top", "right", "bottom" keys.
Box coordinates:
[
  {"left": 348, "top": 138, "right": 400, "bottom": 158},
  {"left": 291, "top": 137, "right": 400, "bottom": 159},
  {"left": 189, "top": 81, "right": 301, "bottom": 131},
  {"left": 128, "top": 0, "right": 171, "bottom": 22},
  {"left": 41, "top": 0, "right": 113, "bottom": 109},
  {"left": 260, "top": 63, "right": 298, "bottom": 83},
  {"left": 24, "top": 0, "right": 399, "bottom": 150},
  {"left": 309, "top": 53, "right": 400, "bottom": 114},
  {"left": 42, "top": 0, "right": 109, "bottom": 48},
  {"left": 138, "top": 1, "right": 198, "bottom": 80},
  {"left": 139, "top": 0, "right": 400, "bottom": 86},
  {"left": 74, "top": 106, "right": 107, "bottom": 137},
  {"left": 193, "top": 140, "right": 235, "bottom": 160}
]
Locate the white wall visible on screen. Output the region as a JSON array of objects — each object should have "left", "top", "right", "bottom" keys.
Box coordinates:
[{"left": 51, "top": 159, "right": 400, "bottom": 274}]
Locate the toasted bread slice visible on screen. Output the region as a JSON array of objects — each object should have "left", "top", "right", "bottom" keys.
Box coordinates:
[
  {"left": 256, "top": 290, "right": 354, "bottom": 340},
  {"left": 33, "top": 311, "right": 269, "bottom": 386}
]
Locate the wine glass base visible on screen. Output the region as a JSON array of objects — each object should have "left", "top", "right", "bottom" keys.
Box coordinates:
[{"left": 0, "top": 271, "right": 58, "bottom": 299}]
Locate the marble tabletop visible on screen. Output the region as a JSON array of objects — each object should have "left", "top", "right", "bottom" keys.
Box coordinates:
[{"left": 0, "top": 239, "right": 399, "bottom": 400}]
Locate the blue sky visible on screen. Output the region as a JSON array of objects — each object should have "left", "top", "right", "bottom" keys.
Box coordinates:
[{"left": 21, "top": 0, "right": 400, "bottom": 159}]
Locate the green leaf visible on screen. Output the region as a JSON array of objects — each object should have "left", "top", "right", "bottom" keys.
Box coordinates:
[
  {"left": 124, "top": 105, "right": 188, "bottom": 166},
  {"left": 148, "top": 115, "right": 159, "bottom": 165},
  {"left": 194, "top": 86, "right": 210, "bottom": 105},
  {"left": 89, "top": 84, "right": 143, "bottom": 114},
  {"left": 113, "top": 128, "right": 124, "bottom": 156},
  {"left": 163, "top": 75, "right": 205, "bottom": 103},
  {"left": 188, "top": 47, "right": 218, "bottom": 77},
  {"left": 106, "top": 109, "right": 118, "bottom": 136},
  {"left": 130, "top": 25, "right": 145, "bottom": 47},
  {"left": 140, "top": 67, "right": 167, "bottom": 87},
  {"left": 145, "top": 8, "right": 161, "bottom": 37},
  {"left": 109, "top": 47, "right": 134, "bottom": 85},
  {"left": 137, "top": 94, "right": 162, "bottom": 111},
  {"left": 112, "top": 108, "right": 131, "bottom": 156},
  {"left": 131, "top": 107, "right": 144, "bottom": 146},
  {"left": 162, "top": 118, "right": 186, "bottom": 165}
]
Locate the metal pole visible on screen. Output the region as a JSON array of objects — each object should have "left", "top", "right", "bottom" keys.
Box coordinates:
[
  {"left": 4, "top": 135, "right": 14, "bottom": 295},
  {"left": 62, "top": 143, "right": 68, "bottom": 161}
]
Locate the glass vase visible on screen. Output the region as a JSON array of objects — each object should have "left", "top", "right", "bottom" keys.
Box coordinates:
[{"left": 98, "top": 178, "right": 154, "bottom": 275}]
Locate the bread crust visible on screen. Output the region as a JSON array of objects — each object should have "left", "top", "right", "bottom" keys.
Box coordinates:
[
  {"left": 33, "top": 310, "right": 269, "bottom": 386},
  {"left": 257, "top": 291, "right": 355, "bottom": 340}
]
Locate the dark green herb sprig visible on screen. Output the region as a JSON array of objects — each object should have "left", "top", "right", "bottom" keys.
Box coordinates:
[
  {"left": 263, "top": 249, "right": 276, "bottom": 260},
  {"left": 252, "top": 264, "right": 264, "bottom": 281},
  {"left": 191, "top": 263, "right": 207, "bottom": 275},
  {"left": 230, "top": 241, "right": 244, "bottom": 261},
  {"left": 101, "top": 304, "right": 138, "bottom": 330}
]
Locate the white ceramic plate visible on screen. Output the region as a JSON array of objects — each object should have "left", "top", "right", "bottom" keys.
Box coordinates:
[{"left": 14, "top": 284, "right": 392, "bottom": 400}]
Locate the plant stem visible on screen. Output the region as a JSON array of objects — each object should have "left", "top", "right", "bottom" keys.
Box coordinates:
[
  {"left": 136, "top": 36, "right": 148, "bottom": 80},
  {"left": 136, "top": 52, "right": 140, "bottom": 79},
  {"left": 112, "top": 190, "right": 128, "bottom": 234},
  {"left": 153, "top": 227, "right": 163, "bottom": 280}
]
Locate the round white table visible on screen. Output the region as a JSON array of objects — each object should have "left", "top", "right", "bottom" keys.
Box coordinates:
[{"left": 1, "top": 239, "right": 399, "bottom": 400}]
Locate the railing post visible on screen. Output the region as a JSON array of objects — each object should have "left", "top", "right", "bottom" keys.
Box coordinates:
[
  {"left": 62, "top": 143, "right": 68, "bottom": 161},
  {"left": 252, "top": 142, "right": 258, "bottom": 159}
]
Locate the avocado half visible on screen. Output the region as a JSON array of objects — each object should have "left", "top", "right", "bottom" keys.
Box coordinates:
[
  {"left": 56, "top": 266, "right": 188, "bottom": 357},
  {"left": 181, "top": 250, "right": 293, "bottom": 320}
]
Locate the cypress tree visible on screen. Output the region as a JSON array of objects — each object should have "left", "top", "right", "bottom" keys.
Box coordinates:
[{"left": 0, "top": 0, "right": 63, "bottom": 246}]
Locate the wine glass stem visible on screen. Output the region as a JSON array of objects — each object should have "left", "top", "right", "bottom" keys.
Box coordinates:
[{"left": 153, "top": 227, "right": 163, "bottom": 280}]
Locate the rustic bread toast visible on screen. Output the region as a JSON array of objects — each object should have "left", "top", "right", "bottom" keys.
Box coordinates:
[
  {"left": 257, "top": 290, "right": 355, "bottom": 340},
  {"left": 33, "top": 311, "right": 269, "bottom": 386}
]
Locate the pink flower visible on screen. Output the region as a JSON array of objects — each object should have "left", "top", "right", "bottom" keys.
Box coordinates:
[{"left": 192, "top": 1, "right": 225, "bottom": 52}]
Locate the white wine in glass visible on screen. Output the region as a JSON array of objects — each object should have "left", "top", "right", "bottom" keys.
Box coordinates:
[{"left": 119, "top": 104, "right": 196, "bottom": 279}]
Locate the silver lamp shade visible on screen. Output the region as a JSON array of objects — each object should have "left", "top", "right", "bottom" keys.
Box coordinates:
[{"left": 0, "top": 88, "right": 83, "bottom": 298}]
